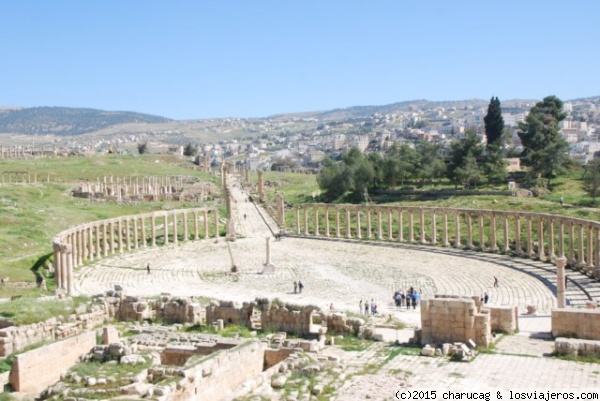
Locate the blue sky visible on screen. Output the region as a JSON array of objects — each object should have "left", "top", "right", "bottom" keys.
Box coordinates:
[{"left": 1, "top": 1, "right": 598, "bottom": 120}]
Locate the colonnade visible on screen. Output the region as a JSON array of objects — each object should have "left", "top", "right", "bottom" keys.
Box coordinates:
[
  {"left": 292, "top": 204, "right": 600, "bottom": 277},
  {"left": 52, "top": 207, "right": 220, "bottom": 294}
]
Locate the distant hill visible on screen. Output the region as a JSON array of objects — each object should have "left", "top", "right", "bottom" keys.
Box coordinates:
[{"left": 0, "top": 107, "right": 171, "bottom": 136}]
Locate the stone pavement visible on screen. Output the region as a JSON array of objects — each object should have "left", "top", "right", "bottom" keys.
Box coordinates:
[{"left": 72, "top": 176, "right": 600, "bottom": 391}]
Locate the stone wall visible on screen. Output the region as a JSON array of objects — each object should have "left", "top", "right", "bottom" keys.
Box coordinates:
[
  {"left": 206, "top": 300, "right": 255, "bottom": 326},
  {"left": 552, "top": 308, "right": 600, "bottom": 340},
  {"left": 168, "top": 339, "right": 266, "bottom": 401},
  {"left": 0, "top": 306, "right": 107, "bottom": 357},
  {"left": 555, "top": 337, "right": 600, "bottom": 357},
  {"left": 9, "top": 331, "right": 96, "bottom": 394},
  {"left": 486, "top": 305, "right": 519, "bottom": 334},
  {"left": 421, "top": 297, "right": 491, "bottom": 347}
]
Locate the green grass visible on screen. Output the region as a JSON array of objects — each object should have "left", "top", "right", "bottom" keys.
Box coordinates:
[
  {"left": 335, "top": 335, "right": 373, "bottom": 352},
  {"left": 0, "top": 295, "right": 90, "bottom": 325},
  {"left": 0, "top": 155, "right": 219, "bottom": 294},
  {"left": 184, "top": 323, "right": 253, "bottom": 338}
]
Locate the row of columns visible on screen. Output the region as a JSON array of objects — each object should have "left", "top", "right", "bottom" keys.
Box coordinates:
[
  {"left": 293, "top": 204, "right": 600, "bottom": 275},
  {"left": 53, "top": 208, "right": 220, "bottom": 294},
  {"left": 0, "top": 145, "right": 58, "bottom": 158}
]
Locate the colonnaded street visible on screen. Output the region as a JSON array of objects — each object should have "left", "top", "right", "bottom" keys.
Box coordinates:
[{"left": 73, "top": 177, "right": 600, "bottom": 391}]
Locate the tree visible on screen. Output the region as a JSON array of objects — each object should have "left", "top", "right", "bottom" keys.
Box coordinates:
[
  {"left": 484, "top": 96, "right": 505, "bottom": 148},
  {"left": 518, "top": 96, "right": 570, "bottom": 188},
  {"left": 447, "top": 129, "right": 484, "bottom": 188},
  {"left": 316, "top": 157, "right": 351, "bottom": 201},
  {"left": 382, "top": 144, "right": 418, "bottom": 187},
  {"left": 414, "top": 141, "right": 446, "bottom": 186},
  {"left": 582, "top": 159, "right": 600, "bottom": 205},
  {"left": 137, "top": 142, "right": 148, "bottom": 154},
  {"left": 183, "top": 142, "right": 198, "bottom": 156}
]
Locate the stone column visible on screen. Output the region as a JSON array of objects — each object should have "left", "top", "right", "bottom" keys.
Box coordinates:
[
  {"left": 140, "top": 216, "right": 147, "bottom": 248},
  {"left": 194, "top": 211, "right": 199, "bottom": 240},
  {"left": 335, "top": 207, "right": 341, "bottom": 238},
  {"left": 257, "top": 170, "right": 264, "bottom": 201},
  {"left": 314, "top": 206, "right": 319, "bottom": 236},
  {"left": 526, "top": 217, "right": 533, "bottom": 257},
  {"left": 182, "top": 212, "right": 188, "bottom": 242},
  {"left": 65, "top": 244, "right": 73, "bottom": 295},
  {"left": 356, "top": 210, "right": 362, "bottom": 239},
  {"left": 163, "top": 213, "right": 170, "bottom": 245},
  {"left": 133, "top": 218, "right": 139, "bottom": 249},
  {"left": 60, "top": 246, "right": 68, "bottom": 290},
  {"left": 559, "top": 220, "right": 565, "bottom": 258},
  {"left": 125, "top": 218, "right": 131, "bottom": 251},
  {"left": 346, "top": 209, "right": 352, "bottom": 238},
  {"left": 442, "top": 212, "right": 449, "bottom": 247},
  {"left": 538, "top": 218, "right": 545, "bottom": 260},
  {"left": 478, "top": 214, "right": 485, "bottom": 250},
  {"left": 398, "top": 209, "right": 403, "bottom": 242},
  {"left": 515, "top": 216, "right": 521, "bottom": 256},
  {"left": 408, "top": 210, "right": 414, "bottom": 243},
  {"left": 94, "top": 225, "right": 101, "bottom": 259},
  {"left": 82, "top": 227, "right": 88, "bottom": 262},
  {"left": 53, "top": 243, "right": 62, "bottom": 290},
  {"left": 556, "top": 257, "right": 567, "bottom": 308},
  {"left": 303, "top": 206, "right": 309, "bottom": 235},
  {"left": 151, "top": 215, "right": 156, "bottom": 247},
  {"left": 490, "top": 214, "right": 498, "bottom": 252},
  {"left": 548, "top": 220, "right": 555, "bottom": 261},
  {"left": 102, "top": 223, "right": 108, "bottom": 257},
  {"left": 276, "top": 195, "right": 285, "bottom": 229},
  {"left": 295, "top": 207, "right": 301, "bottom": 234},
  {"left": 325, "top": 207, "right": 330, "bottom": 237},
  {"left": 173, "top": 212, "right": 179, "bottom": 246},
  {"left": 595, "top": 228, "right": 600, "bottom": 270},
  {"left": 577, "top": 224, "right": 585, "bottom": 266},
  {"left": 466, "top": 214, "right": 473, "bottom": 249},
  {"left": 377, "top": 209, "right": 383, "bottom": 240},
  {"left": 117, "top": 219, "right": 124, "bottom": 253},
  {"left": 214, "top": 210, "right": 219, "bottom": 238},
  {"left": 366, "top": 210, "right": 372, "bottom": 239},
  {"left": 420, "top": 208, "right": 426, "bottom": 244},
  {"left": 587, "top": 225, "right": 594, "bottom": 270},
  {"left": 455, "top": 212, "right": 461, "bottom": 248},
  {"left": 77, "top": 229, "right": 83, "bottom": 266},
  {"left": 265, "top": 237, "right": 272, "bottom": 266},
  {"left": 431, "top": 212, "right": 437, "bottom": 245},
  {"left": 568, "top": 222, "right": 575, "bottom": 264},
  {"left": 503, "top": 215, "right": 510, "bottom": 253},
  {"left": 204, "top": 210, "right": 209, "bottom": 239},
  {"left": 388, "top": 209, "right": 393, "bottom": 240},
  {"left": 109, "top": 221, "right": 116, "bottom": 255}
]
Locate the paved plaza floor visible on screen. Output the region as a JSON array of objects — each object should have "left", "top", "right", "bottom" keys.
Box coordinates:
[{"left": 73, "top": 178, "right": 600, "bottom": 391}]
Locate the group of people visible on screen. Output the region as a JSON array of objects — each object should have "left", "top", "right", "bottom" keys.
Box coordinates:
[
  {"left": 393, "top": 287, "right": 420, "bottom": 309},
  {"left": 359, "top": 299, "right": 378, "bottom": 315},
  {"left": 293, "top": 280, "right": 304, "bottom": 294}
]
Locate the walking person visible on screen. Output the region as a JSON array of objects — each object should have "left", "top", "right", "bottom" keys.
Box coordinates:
[
  {"left": 364, "top": 300, "right": 369, "bottom": 315},
  {"left": 359, "top": 299, "right": 363, "bottom": 315},
  {"left": 298, "top": 280, "right": 304, "bottom": 293},
  {"left": 293, "top": 281, "right": 298, "bottom": 294},
  {"left": 494, "top": 276, "right": 499, "bottom": 288},
  {"left": 146, "top": 263, "right": 150, "bottom": 274}
]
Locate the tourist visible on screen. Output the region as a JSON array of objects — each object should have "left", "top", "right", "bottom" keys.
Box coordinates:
[
  {"left": 411, "top": 292, "right": 417, "bottom": 309},
  {"left": 146, "top": 263, "right": 150, "bottom": 274},
  {"left": 298, "top": 280, "right": 304, "bottom": 293},
  {"left": 329, "top": 303, "right": 334, "bottom": 311},
  {"left": 364, "top": 300, "right": 369, "bottom": 315},
  {"left": 359, "top": 299, "right": 363, "bottom": 315},
  {"left": 494, "top": 276, "right": 499, "bottom": 288},
  {"left": 293, "top": 281, "right": 298, "bottom": 293},
  {"left": 484, "top": 292, "right": 489, "bottom": 304}
]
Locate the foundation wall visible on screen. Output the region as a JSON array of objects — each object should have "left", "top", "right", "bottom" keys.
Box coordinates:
[
  {"left": 168, "top": 340, "right": 266, "bottom": 401},
  {"left": 9, "top": 331, "right": 96, "bottom": 394},
  {"left": 552, "top": 308, "right": 600, "bottom": 340},
  {"left": 421, "top": 297, "right": 491, "bottom": 347}
]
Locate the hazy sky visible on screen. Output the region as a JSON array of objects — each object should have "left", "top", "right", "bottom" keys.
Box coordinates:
[{"left": 1, "top": 1, "right": 598, "bottom": 120}]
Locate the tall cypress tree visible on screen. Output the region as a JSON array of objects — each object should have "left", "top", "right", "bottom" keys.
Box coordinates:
[
  {"left": 518, "top": 95, "right": 569, "bottom": 188},
  {"left": 484, "top": 96, "right": 505, "bottom": 148}
]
